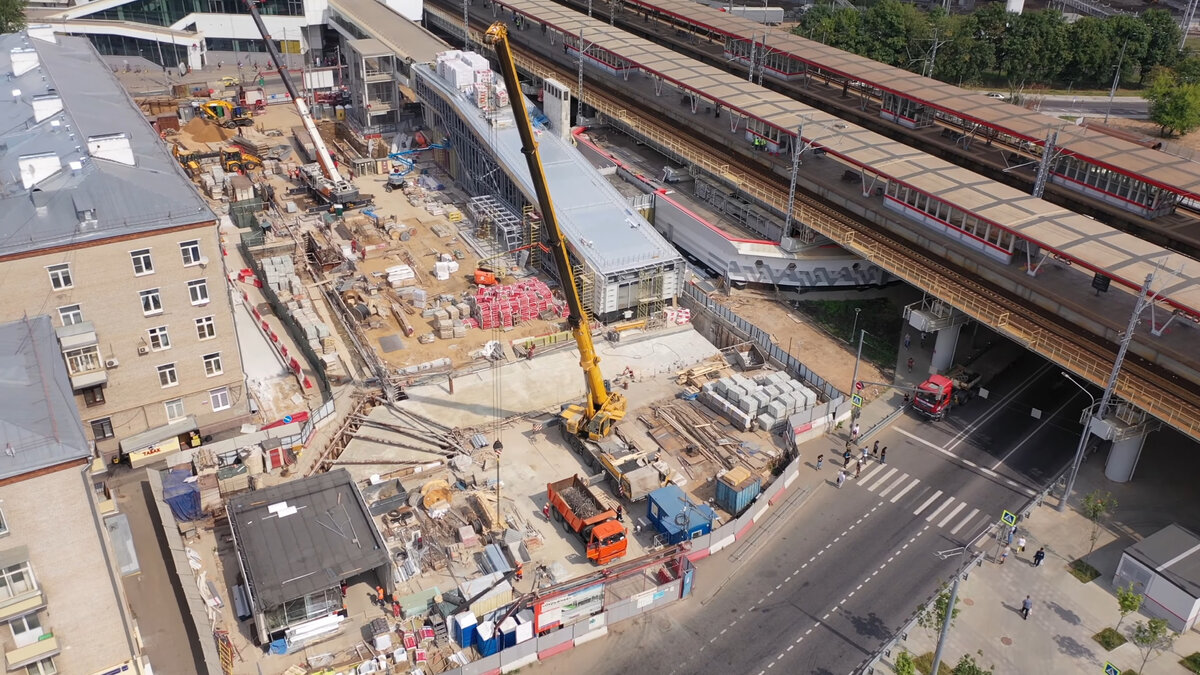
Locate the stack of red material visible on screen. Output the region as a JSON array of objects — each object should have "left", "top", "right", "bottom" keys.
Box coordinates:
[{"left": 471, "top": 278, "right": 563, "bottom": 329}]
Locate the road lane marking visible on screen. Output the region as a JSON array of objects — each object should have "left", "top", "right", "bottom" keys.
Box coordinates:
[
  {"left": 868, "top": 467, "right": 899, "bottom": 491},
  {"left": 860, "top": 463, "right": 886, "bottom": 483},
  {"left": 946, "top": 362, "right": 1052, "bottom": 452},
  {"left": 890, "top": 478, "right": 920, "bottom": 502},
  {"left": 990, "top": 390, "right": 1082, "bottom": 469},
  {"left": 950, "top": 508, "right": 979, "bottom": 535},
  {"left": 876, "top": 472, "right": 907, "bottom": 497},
  {"left": 925, "top": 496, "right": 955, "bottom": 522},
  {"left": 913, "top": 490, "right": 943, "bottom": 516},
  {"left": 938, "top": 502, "right": 968, "bottom": 528}
]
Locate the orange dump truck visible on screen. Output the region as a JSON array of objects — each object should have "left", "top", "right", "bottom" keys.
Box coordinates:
[{"left": 547, "top": 476, "right": 627, "bottom": 564}]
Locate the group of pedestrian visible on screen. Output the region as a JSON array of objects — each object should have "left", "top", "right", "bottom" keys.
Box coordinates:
[{"left": 374, "top": 585, "right": 401, "bottom": 618}]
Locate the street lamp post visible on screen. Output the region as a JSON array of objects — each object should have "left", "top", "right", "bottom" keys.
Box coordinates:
[
  {"left": 849, "top": 329, "right": 866, "bottom": 422},
  {"left": 849, "top": 307, "right": 862, "bottom": 344},
  {"left": 1058, "top": 372, "right": 1096, "bottom": 513}
]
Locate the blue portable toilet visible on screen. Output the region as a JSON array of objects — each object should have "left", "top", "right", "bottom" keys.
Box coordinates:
[
  {"left": 646, "top": 485, "right": 717, "bottom": 544},
  {"left": 475, "top": 621, "right": 499, "bottom": 656}
]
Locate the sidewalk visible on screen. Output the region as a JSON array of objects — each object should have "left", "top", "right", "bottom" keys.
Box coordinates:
[{"left": 875, "top": 458, "right": 1200, "bottom": 675}]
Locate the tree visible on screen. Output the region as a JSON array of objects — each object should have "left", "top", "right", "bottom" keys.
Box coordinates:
[
  {"left": 1138, "top": 9, "right": 1182, "bottom": 79},
  {"left": 1080, "top": 490, "right": 1117, "bottom": 557},
  {"left": 952, "top": 654, "right": 994, "bottom": 675},
  {"left": 1064, "top": 17, "right": 1117, "bottom": 86},
  {"left": 0, "top": 0, "right": 28, "bottom": 35},
  {"left": 1178, "top": 56, "right": 1200, "bottom": 85},
  {"left": 1115, "top": 582, "right": 1143, "bottom": 630},
  {"left": 895, "top": 651, "right": 917, "bottom": 675},
  {"left": 1128, "top": 618, "right": 1178, "bottom": 673},
  {"left": 998, "top": 11, "right": 1068, "bottom": 88},
  {"left": 1144, "top": 68, "right": 1200, "bottom": 136},
  {"left": 916, "top": 582, "right": 961, "bottom": 635}
]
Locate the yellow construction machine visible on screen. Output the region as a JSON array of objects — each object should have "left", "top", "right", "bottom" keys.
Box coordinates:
[{"left": 199, "top": 99, "right": 255, "bottom": 128}]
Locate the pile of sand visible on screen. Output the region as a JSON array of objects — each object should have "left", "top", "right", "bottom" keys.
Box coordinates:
[{"left": 182, "top": 117, "right": 235, "bottom": 145}]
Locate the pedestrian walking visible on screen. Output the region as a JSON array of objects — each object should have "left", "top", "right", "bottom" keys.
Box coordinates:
[
  {"left": 851, "top": 422, "right": 860, "bottom": 441},
  {"left": 1021, "top": 595, "right": 1033, "bottom": 620},
  {"left": 340, "top": 581, "right": 348, "bottom": 597},
  {"left": 391, "top": 593, "right": 400, "bottom": 618},
  {"left": 1017, "top": 536, "right": 1027, "bottom": 553},
  {"left": 616, "top": 504, "right": 624, "bottom": 522},
  {"left": 855, "top": 459, "right": 863, "bottom": 478},
  {"left": 873, "top": 440, "right": 880, "bottom": 456},
  {"left": 1033, "top": 547, "right": 1045, "bottom": 567},
  {"left": 375, "top": 585, "right": 385, "bottom": 606},
  {"left": 542, "top": 502, "right": 551, "bottom": 520},
  {"left": 880, "top": 447, "right": 887, "bottom": 464},
  {"left": 861, "top": 446, "right": 870, "bottom": 462},
  {"left": 816, "top": 454, "right": 824, "bottom": 469},
  {"left": 1000, "top": 545, "right": 1011, "bottom": 565},
  {"left": 920, "top": 332, "right": 927, "bottom": 348},
  {"left": 843, "top": 449, "right": 852, "bottom": 468},
  {"left": 1006, "top": 528, "right": 1015, "bottom": 545},
  {"left": 836, "top": 470, "right": 846, "bottom": 488},
  {"left": 904, "top": 333, "right": 911, "bottom": 350},
  {"left": 907, "top": 357, "right": 914, "bottom": 373}
]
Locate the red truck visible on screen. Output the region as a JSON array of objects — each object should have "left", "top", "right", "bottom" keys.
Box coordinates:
[
  {"left": 547, "top": 476, "right": 627, "bottom": 564},
  {"left": 911, "top": 366, "right": 985, "bottom": 421}
]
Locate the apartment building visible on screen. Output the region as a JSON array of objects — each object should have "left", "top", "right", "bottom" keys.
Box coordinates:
[
  {"left": 0, "top": 316, "right": 143, "bottom": 675},
  {"left": 0, "top": 29, "right": 251, "bottom": 462}
]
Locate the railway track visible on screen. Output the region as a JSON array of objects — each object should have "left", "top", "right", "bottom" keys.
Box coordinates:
[
  {"left": 425, "top": 6, "right": 1200, "bottom": 443},
  {"left": 548, "top": 0, "right": 1200, "bottom": 259}
]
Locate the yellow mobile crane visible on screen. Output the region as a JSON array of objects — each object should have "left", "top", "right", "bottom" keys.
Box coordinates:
[{"left": 486, "top": 22, "right": 626, "bottom": 442}]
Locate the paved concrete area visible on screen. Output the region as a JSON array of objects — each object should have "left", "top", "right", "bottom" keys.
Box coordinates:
[
  {"left": 878, "top": 431, "right": 1200, "bottom": 675},
  {"left": 397, "top": 326, "right": 721, "bottom": 428}
]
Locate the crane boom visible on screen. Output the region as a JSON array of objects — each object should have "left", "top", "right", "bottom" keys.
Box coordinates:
[
  {"left": 485, "top": 23, "right": 626, "bottom": 439},
  {"left": 242, "top": 0, "right": 359, "bottom": 204}
]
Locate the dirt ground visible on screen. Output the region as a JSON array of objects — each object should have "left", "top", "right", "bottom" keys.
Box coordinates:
[
  {"left": 1097, "top": 117, "right": 1200, "bottom": 152},
  {"left": 711, "top": 289, "right": 891, "bottom": 402}
]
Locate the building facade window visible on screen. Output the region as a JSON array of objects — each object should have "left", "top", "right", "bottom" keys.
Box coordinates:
[
  {"left": 46, "top": 263, "right": 72, "bottom": 290},
  {"left": 25, "top": 657, "right": 56, "bottom": 675},
  {"left": 10, "top": 612, "right": 42, "bottom": 647},
  {"left": 130, "top": 248, "right": 154, "bottom": 276},
  {"left": 64, "top": 346, "right": 102, "bottom": 375},
  {"left": 157, "top": 363, "right": 178, "bottom": 388},
  {"left": 210, "top": 386, "right": 231, "bottom": 411},
  {"left": 140, "top": 288, "right": 163, "bottom": 315},
  {"left": 82, "top": 385, "right": 106, "bottom": 407},
  {"left": 0, "top": 562, "right": 36, "bottom": 600},
  {"left": 89, "top": 0, "right": 303, "bottom": 28},
  {"left": 203, "top": 352, "right": 223, "bottom": 377},
  {"left": 180, "top": 240, "right": 202, "bottom": 266},
  {"left": 148, "top": 326, "right": 171, "bottom": 351},
  {"left": 196, "top": 316, "right": 216, "bottom": 340},
  {"left": 90, "top": 417, "right": 114, "bottom": 439},
  {"left": 188, "top": 279, "right": 209, "bottom": 305},
  {"left": 57, "top": 304, "right": 83, "bottom": 326},
  {"left": 164, "top": 398, "right": 186, "bottom": 422}
]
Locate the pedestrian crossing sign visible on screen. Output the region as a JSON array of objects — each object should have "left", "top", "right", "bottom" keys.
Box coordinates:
[
  {"left": 851, "top": 394, "right": 864, "bottom": 408},
  {"left": 1001, "top": 510, "right": 1018, "bottom": 527},
  {"left": 1104, "top": 662, "right": 1120, "bottom": 675}
]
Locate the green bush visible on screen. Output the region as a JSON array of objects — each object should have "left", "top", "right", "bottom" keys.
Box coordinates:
[
  {"left": 1182, "top": 652, "right": 1200, "bottom": 674},
  {"left": 1093, "top": 627, "right": 1127, "bottom": 650},
  {"left": 1069, "top": 559, "right": 1101, "bottom": 583},
  {"left": 913, "top": 652, "right": 952, "bottom": 675}
]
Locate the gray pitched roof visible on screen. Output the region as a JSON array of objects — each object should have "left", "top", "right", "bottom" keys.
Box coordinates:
[
  {"left": 0, "top": 29, "right": 213, "bottom": 258},
  {"left": 0, "top": 315, "right": 91, "bottom": 481},
  {"left": 1125, "top": 524, "right": 1200, "bottom": 598},
  {"left": 227, "top": 469, "right": 391, "bottom": 609}
]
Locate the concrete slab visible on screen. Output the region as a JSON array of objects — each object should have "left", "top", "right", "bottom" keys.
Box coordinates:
[{"left": 398, "top": 328, "right": 721, "bottom": 429}]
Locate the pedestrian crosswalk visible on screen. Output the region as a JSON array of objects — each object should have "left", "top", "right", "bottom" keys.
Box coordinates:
[{"left": 844, "top": 464, "right": 987, "bottom": 539}]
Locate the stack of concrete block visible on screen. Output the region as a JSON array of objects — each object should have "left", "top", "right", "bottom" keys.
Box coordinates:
[
  {"left": 261, "top": 255, "right": 300, "bottom": 295},
  {"left": 699, "top": 371, "right": 819, "bottom": 433}
]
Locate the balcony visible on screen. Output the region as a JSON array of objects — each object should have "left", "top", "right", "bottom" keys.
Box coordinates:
[
  {"left": 0, "top": 590, "right": 45, "bottom": 623},
  {"left": 4, "top": 633, "right": 58, "bottom": 670},
  {"left": 364, "top": 69, "right": 391, "bottom": 83},
  {"left": 55, "top": 320, "right": 97, "bottom": 350}
]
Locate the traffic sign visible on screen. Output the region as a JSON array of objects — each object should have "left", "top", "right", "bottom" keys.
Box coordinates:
[
  {"left": 1001, "top": 510, "right": 1018, "bottom": 527},
  {"left": 1104, "top": 662, "right": 1120, "bottom": 675},
  {"left": 855, "top": 381, "right": 864, "bottom": 391},
  {"left": 283, "top": 414, "right": 293, "bottom": 424},
  {"left": 851, "top": 394, "right": 864, "bottom": 408}
]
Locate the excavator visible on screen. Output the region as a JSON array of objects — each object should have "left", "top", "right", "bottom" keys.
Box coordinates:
[
  {"left": 198, "top": 100, "right": 255, "bottom": 128},
  {"left": 242, "top": 0, "right": 363, "bottom": 208},
  {"left": 487, "top": 24, "right": 672, "bottom": 501},
  {"left": 173, "top": 144, "right": 267, "bottom": 175}
]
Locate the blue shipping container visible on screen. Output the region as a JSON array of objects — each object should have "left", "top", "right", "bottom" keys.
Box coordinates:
[
  {"left": 715, "top": 466, "right": 761, "bottom": 516},
  {"left": 647, "top": 485, "right": 717, "bottom": 545}
]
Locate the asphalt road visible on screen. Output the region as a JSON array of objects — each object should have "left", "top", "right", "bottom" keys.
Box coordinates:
[
  {"left": 1036, "top": 99, "right": 1149, "bottom": 118},
  {"left": 530, "top": 353, "right": 1085, "bottom": 675}
]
